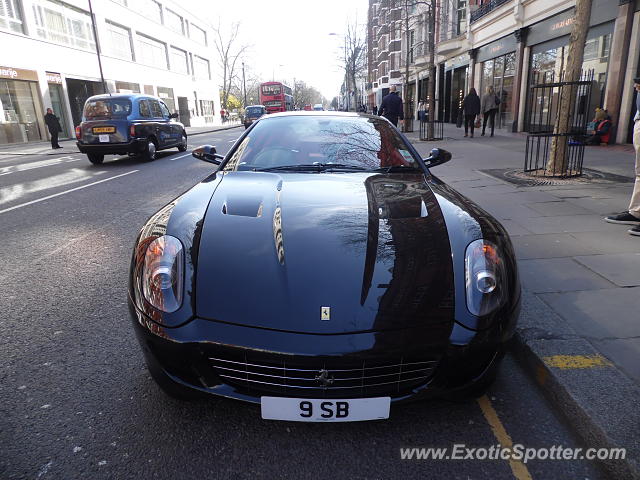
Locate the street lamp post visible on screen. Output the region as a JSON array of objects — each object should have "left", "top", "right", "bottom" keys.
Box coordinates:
[
  {"left": 242, "top": 61, "right": 247, "bottom": 107},
  {"left": 87, "top": 0, "right": 108, "bottom": 95}
]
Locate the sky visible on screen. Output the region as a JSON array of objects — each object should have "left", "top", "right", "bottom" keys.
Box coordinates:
[{"left": 184, "top": 0, "right": 368, "bottom": 101}]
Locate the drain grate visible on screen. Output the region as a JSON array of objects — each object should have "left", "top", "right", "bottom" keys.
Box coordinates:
[{"left": 479, "top": 168, "right": 634, "bottom": 187}]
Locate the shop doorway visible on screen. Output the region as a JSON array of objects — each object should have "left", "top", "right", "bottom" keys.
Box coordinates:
[
  {"left": 451, "top": 66, "right": 468, "bottom": 126},
  {"left": 66, "top": 78, "right": 104, "bottom": 126},
  {"left": 49, "top": 83, "right": 70, "bottom": 138},
  {"left": 177, "top": 96, "right": 190, "bottom": 127}
]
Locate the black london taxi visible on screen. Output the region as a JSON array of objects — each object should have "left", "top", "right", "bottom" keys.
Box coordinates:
[
  {"left": 243, "top": 105, "right": 266, "bottom": 129},
  {"left": 76, "top": 94, "right": 187, "bottom": 164}
]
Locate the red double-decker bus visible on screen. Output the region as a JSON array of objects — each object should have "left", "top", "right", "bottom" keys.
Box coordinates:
[{"left": 259, "top": 82, "right": 293, "bottom": 114}]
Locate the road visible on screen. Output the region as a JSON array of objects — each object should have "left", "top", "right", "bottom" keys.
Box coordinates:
[{"left": 0, "top": 128, "right": 605, "bottom": 480}]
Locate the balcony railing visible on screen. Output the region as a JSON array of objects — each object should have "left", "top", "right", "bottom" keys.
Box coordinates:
[{"left": 470, "top": 0, "right": 512, "bottom": 23}]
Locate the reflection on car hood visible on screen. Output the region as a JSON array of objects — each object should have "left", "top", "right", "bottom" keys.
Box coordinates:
[{"left": 195, "top": 171, "right": 455, "bottom": 334}]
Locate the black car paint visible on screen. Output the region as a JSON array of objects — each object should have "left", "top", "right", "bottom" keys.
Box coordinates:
[
  {"left": 128, "top": 112, "right": 520, "bottom": 404},
  {"left": 76, "top": 94, "right": 186, "bottom": 156}
]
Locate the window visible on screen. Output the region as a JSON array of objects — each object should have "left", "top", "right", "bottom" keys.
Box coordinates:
[
  {"left": 409, "top": 30, "right": 415, "bottom": 64},
  {"left": 0, "top": 0, "right": 24, "bottom": 33},
  {"left": 456, "top": 0, "right": 467, "bottom": 36},
  {"left": 139, "top": 99, "right": 151, "bottom": 118},
  {"left": 115, "top": 81, "right": 139, "bottom": 93},
  {"left": 170, "top": 47, "right": 189, "bottom": 74},
  {"left": 190, "top": 24, "right": 206, "bottom": 45},
  {"left": 132, "top": 0, "right": 162, "bottom": 24},
  {"left": 106, "top": 21, "right": 133, "bottom": 60},
  {"left": 32, "top": 0, "right": 96, "bottom": 51},
  {"left": 165, "top": 8, "right": 184, "bottom": 35},
  {"left": 136, "top": 33, "right": 167, "bottom": 68},
  {"left": 83, "top": 98, "right": 131, "bottom": 119},
  {"left": 149, "top": 99, "right": 162, "bottom": 118},
  {"left": 157, "top": 86, "right": 175, "bottom": 111},
  {"left": 159, "top": 101, "right": 170, "bottom": 117},
  {"left": 193, "top": 56, "right": 210, "bottom": 80}
]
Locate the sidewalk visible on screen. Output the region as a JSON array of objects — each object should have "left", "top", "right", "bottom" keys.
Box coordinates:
[
  {"left": 0, "top": 123, "right": 242, "bottom": 157},
  {"left": 406, "top": 122, "right": 639, "bottom": 479}
]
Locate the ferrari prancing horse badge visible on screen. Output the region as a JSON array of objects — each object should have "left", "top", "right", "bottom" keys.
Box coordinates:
[{"left": 321, "top": 307, "right": 330, "bottom": 321}]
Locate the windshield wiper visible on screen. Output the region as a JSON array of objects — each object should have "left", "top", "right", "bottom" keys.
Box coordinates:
[
  {"left": 255, "top": 163, "right": 368, "bottom": 172},
  {"left": 370, "top": 165, "right": 423, "bottom": 173}
]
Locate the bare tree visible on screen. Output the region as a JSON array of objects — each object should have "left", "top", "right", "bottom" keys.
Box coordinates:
[
  {"left": 293, "top": 81, "right": 325, "bottom": 109},
  {"left": 213, "top": 21, "right": 250, "bottom": 111},
  {"left": 342, "top": 19, "right": 367, "bottom": 111},
  {"left": 546, "top": 0, "right": 593, "bottom": 175}
]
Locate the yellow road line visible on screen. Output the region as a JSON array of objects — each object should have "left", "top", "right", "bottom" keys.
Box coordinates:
[
  {"left": 542, "top": 354, "right": 612, "bottom": 369},
  {"left": 477, "top": 395, "right": 533, "bottom": 480}
]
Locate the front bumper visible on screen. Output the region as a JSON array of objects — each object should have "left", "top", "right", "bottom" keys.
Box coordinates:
[
  {"left": 77, "top": 138, "right": 147, "bottom": 155},
  {"left": 129, "top": 299, "right": 519, "bottom": 405}
]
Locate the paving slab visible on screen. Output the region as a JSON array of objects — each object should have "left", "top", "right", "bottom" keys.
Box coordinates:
[
  {"left": 511, "top": 233, "right": 602, "bottom": 259},
  {"left": 574, "top": 253, "right": 640, "bottom": 287},
  {"left": 525, "top": 201, "right": 595, "bottom": 217},
  {"left": 592, "top": 337, "right": 640, "bottom": 383},
  {"left": 539, "top": 287, "right": 640, "bottom": 339},
  {"left": 568, "top": 230, "right": 640, "bottom": 254},
  {"left": 518, "top": 258, "right": 617, "bottom": 293},
  {"left": 498, "top": 219, "right": 534, "bottom": 236},
  {"left": 511, "top": 214, "right": 617, "bottom": 234}
]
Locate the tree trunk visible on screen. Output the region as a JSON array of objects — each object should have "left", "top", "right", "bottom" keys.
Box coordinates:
[{"left": 546, "top": 0, "right": 592, "bottom": 176}]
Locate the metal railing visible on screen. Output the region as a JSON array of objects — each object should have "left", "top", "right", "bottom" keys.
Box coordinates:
[
  {"left": 419, "top": 117, "right": 444, "bottom": 141},
  {"left": 470, "top": 0, "right": 512, "bottom": 23}
]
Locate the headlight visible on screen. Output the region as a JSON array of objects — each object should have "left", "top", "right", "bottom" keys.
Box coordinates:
[
  {"left": 141, "top": 235, "right": 184, "bottom": 313},
  {"left": 464, "top": 239, "right": 507, "bottom": 316}
]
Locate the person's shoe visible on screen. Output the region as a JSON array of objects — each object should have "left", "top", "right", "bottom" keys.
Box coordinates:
[
  {"left": 470, "top": 134, "right": 474, "bottom": 138},
  {"left": 464, "top": 134, "right": 468, "bottom": 137},
  {"left": 629, "top": 225, "right": 640, "bottom": 236},
  {"left": 481, "top": 132, "right": 485, "bottom": 136},
  {"left": 490, "top": 133, "right": 494, "bottom": 137},
  {"left": 605, "top": 212, "right": 640, "bottom": 225}
]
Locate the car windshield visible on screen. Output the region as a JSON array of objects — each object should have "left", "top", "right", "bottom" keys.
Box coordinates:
[
  {"left": 83, "top": 99, "right": 132, "bottom": 119},
  {"left": 246, "top": 107, "right": 264, "bottom": 116},
  {"left": 222, "top": 115, "right": 421, "bottom": 172}
]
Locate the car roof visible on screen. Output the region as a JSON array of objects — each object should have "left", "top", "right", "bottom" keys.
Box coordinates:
[
  {"left": 85, "top": 93, "right": 157, "bottom": 102},
  {"left": 263, "top": 111, "right": 364, "bottom": 119}
]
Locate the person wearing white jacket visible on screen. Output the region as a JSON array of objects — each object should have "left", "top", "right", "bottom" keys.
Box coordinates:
[{"left": 480, "top": 85, "right": 500, "bottom": 137}]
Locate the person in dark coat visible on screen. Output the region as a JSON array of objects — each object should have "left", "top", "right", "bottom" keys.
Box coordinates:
[
  {"left": 461, "top": 88, "right": 481, "bottom": 138},
  {"left": 44, "top": 108, "right": 63, "bottom": 149},
  {"left": 377, "top": 85, "right": 404, "bottom": 127}
]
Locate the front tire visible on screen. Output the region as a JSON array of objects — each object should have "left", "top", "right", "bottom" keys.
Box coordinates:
[
  {"left": 87, "top": 153, "right": 104, "bottom": 164},
  {"left": 177, "top": 132, "right": 187, "bottom": 152},
  {"left": 141, "top": 138, "right": 157, "bottom": 161}
]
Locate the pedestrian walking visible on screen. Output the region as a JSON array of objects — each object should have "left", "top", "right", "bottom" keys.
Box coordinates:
[
  {"left": 44, "top": 108, "right": 63, "bottom": 149},
  {"left": 461, "top": 88, "right": 481, "bottom": 138},
  {"left": 605, "top": 77, "right": 640, "bottom": 236},
  {"left": 377, "top": 85, "right": 404, "bottom": 128},
  {"left": 480, "top": 85, "right": 500, "bottom": 137},
  {"left": 372, "top": 104, "right": 378, "bottom": 115}
]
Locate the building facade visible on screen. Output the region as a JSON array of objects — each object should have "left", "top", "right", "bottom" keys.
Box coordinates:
[
  {"left": 0, "top": 0, "right": 220, "bottom": 145},
  {"left": 366, "top": 0, "right": 640, "bottom": 144}
]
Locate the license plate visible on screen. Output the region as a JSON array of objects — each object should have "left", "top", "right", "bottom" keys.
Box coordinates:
[
  {"left": 92, "top": 127, "right": 115, "bottom": 134},
  {"left": 261, "top": 396, "right": 390, "bottom": 422},
  {"left": 98, "top": 134, "right": 110, "bottom": 143}
]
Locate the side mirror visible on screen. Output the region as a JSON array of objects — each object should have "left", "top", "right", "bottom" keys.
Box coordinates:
[
  {"left": 423, "top": 148, "right": 452, "bottom": 168},
  {"left": 192, "top": 145, "right": 224, "bottom": 165},
  {"left": 170, "top": 112, "right": 179, "bottom": 119}
]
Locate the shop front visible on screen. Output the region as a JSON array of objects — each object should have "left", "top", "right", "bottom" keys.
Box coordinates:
[
  {"left": 525, "top": 2, "right": 617, "bottom": 132},
  {"left": 442, "top": 54, "right": 469, "bottom": 124},
  {"left": 0, "top": 66, "right": 45, "bottom": 145},
  {"left": 476, "top": 36, "right": 517, "bottom": 131}
]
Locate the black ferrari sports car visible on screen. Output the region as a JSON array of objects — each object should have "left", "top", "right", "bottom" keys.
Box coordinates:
[{"left": 128, "top": 111, "right": 520, "bottom": 422}]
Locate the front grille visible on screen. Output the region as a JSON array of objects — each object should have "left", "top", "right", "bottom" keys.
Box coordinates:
[{"left": 208, "top": 352, "right": 439, "bottom": 398}]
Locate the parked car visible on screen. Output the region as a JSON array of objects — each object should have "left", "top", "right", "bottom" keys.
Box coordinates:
[
  {"left": 76, "top": 94, "right": 187, "bottom": 164},
  {"left": 128, "top": 112, "right": 520, "bottom": 421},
  {"left": 243, "top": 105, "right": 266, "bottom": 129},
  {"left": 312, "top": 104, "right": 324, "bottom": 111}
]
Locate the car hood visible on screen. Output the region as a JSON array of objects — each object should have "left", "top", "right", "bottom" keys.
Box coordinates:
[{"left": 195, "top": 171, "right": 455, "bottom": 334}]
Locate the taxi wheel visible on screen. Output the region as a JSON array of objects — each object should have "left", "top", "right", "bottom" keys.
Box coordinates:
[
  {"left": 141, "top": 139, "right": 157, "bottom": 162},
  {"left": 87, "top": 153, "right": 104, "bottom": 164},
  {"left": 177, "top": 133, "right": 188, "bottom": 152}
]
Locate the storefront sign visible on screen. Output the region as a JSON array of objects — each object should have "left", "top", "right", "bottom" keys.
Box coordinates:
[
  {"left": 476, "top": 35, "right": 517, "bottom": 63},
  {"left": 527, "top": 0, "right": 617, "bottom": 47},
  {"left": 0, "top": 66, "right": 38, "bottom": 82},
  {"left": 46, "top": 72, "right": 63, "bottom": 84},
  {"left": 445, "top": 54, "right": 470, "bottom": 70}
]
